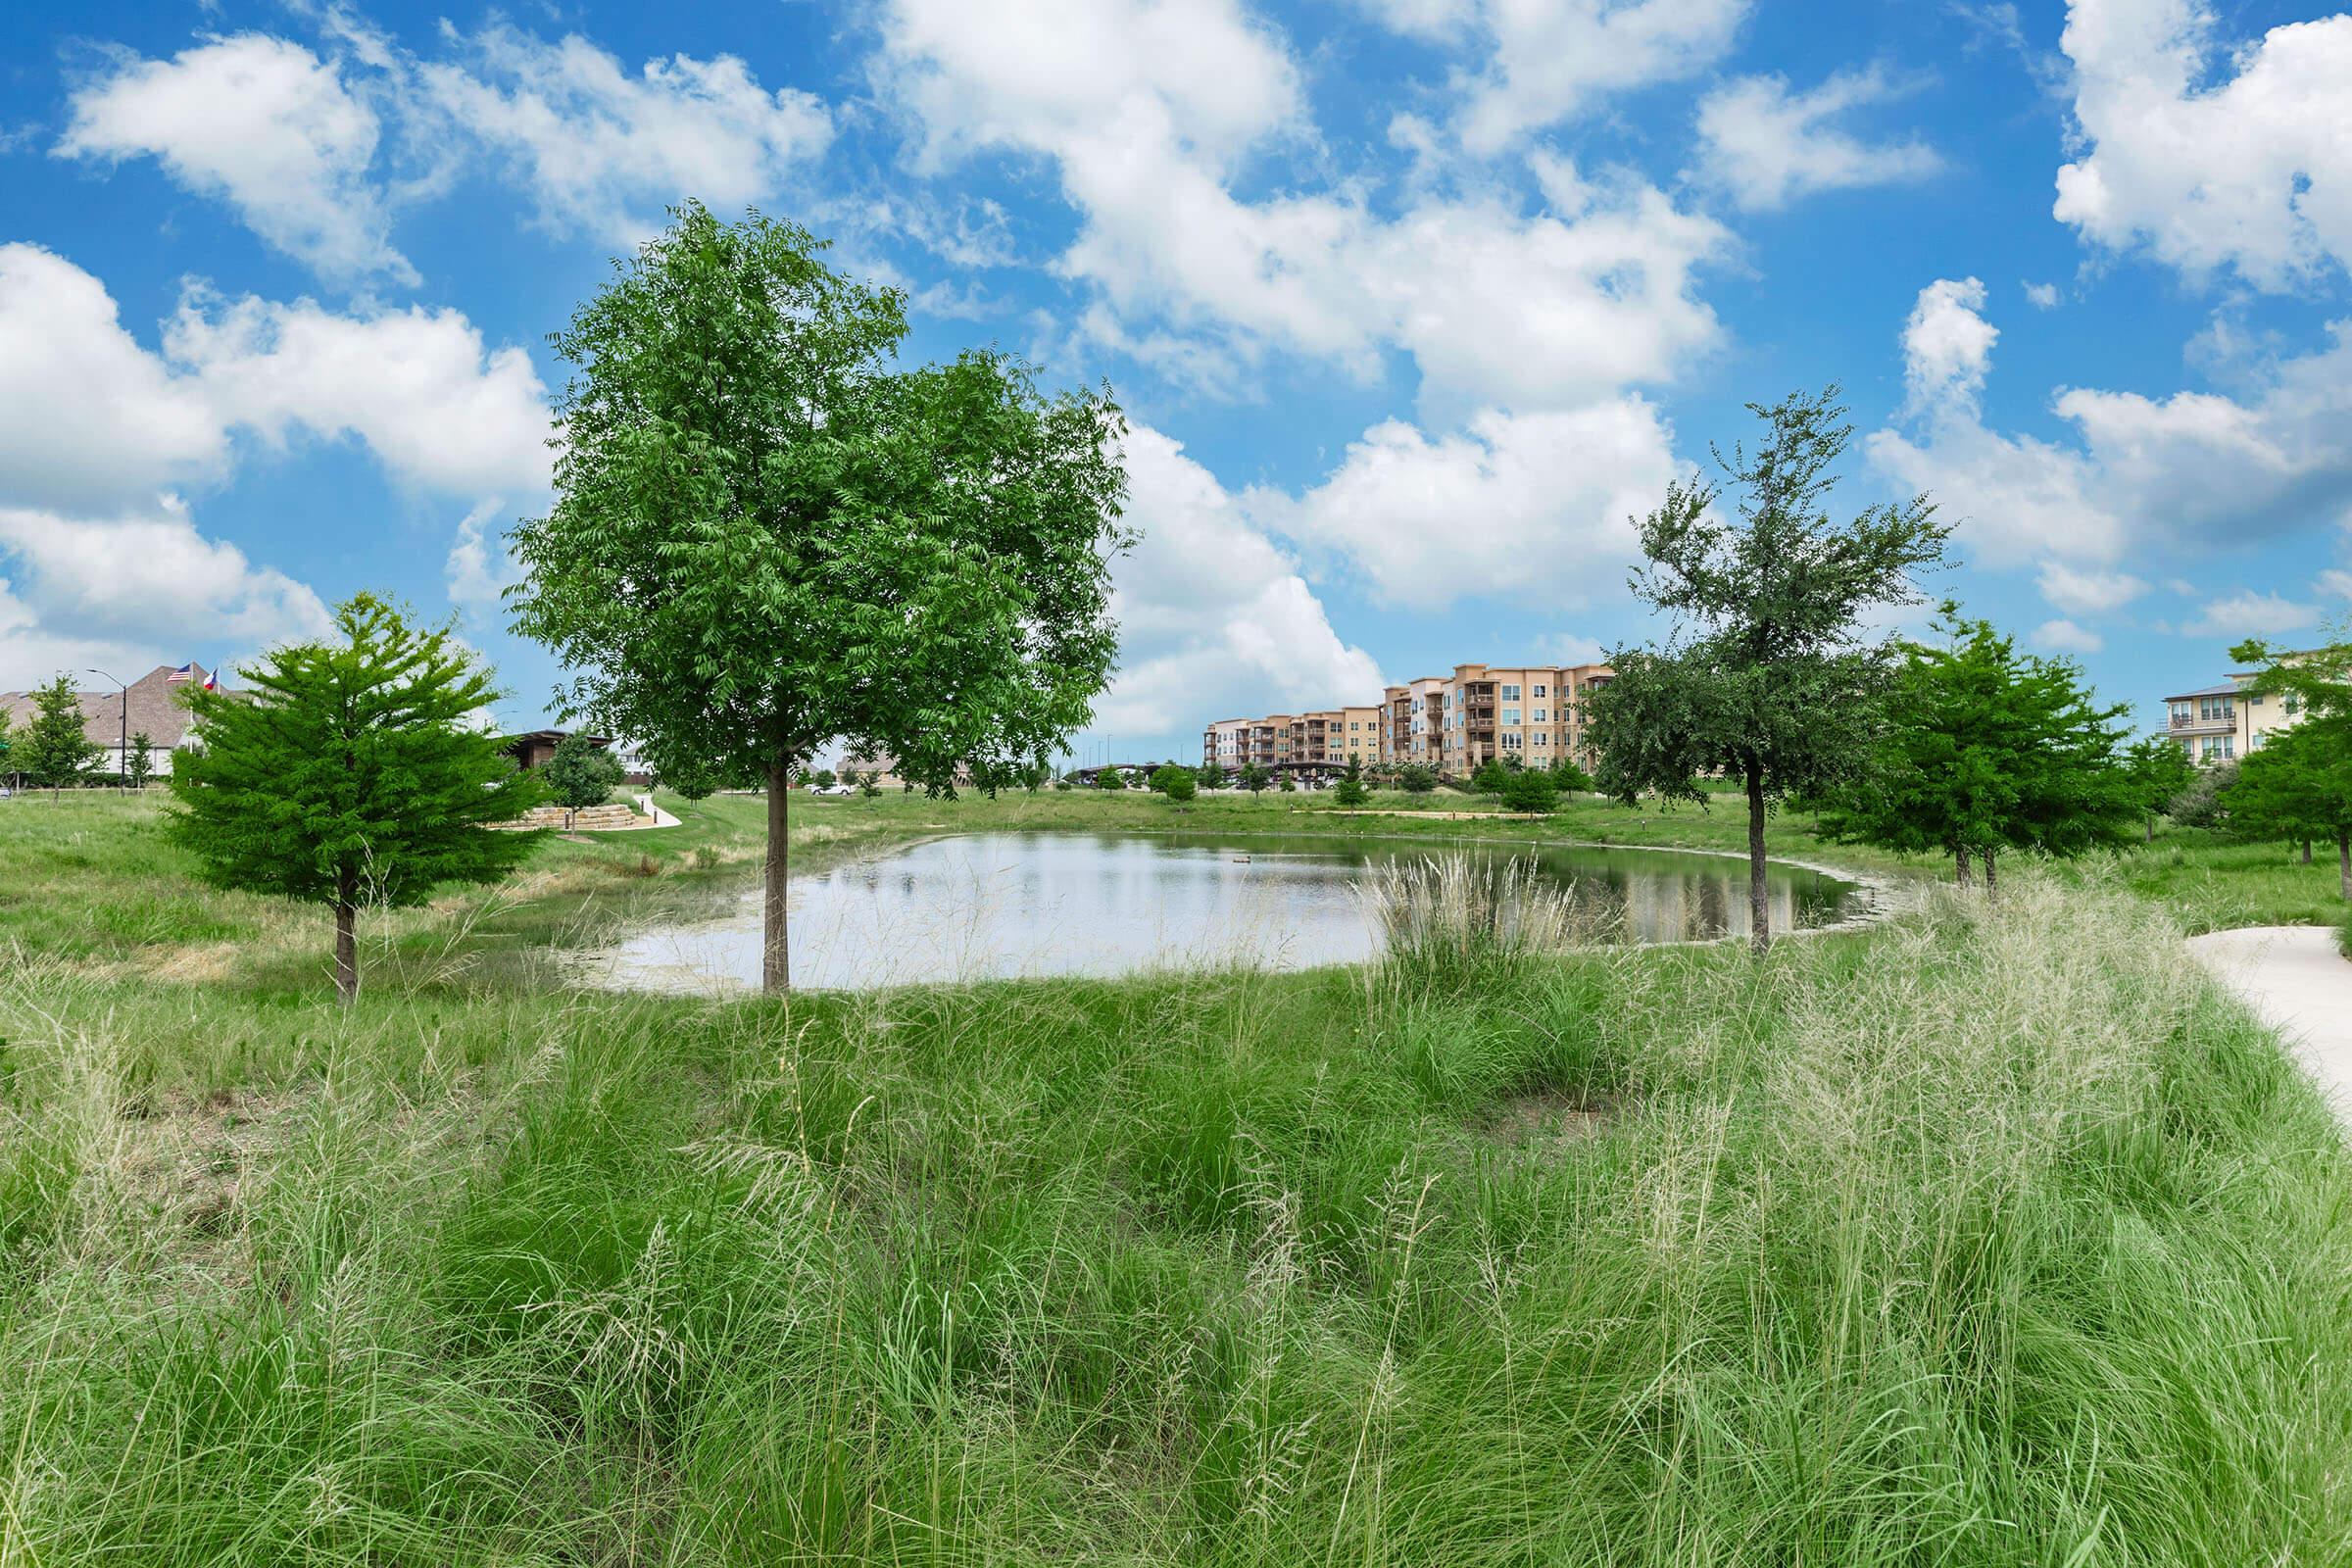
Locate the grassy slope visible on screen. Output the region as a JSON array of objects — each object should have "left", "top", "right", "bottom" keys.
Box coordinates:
[{"left": 3, "top": 792, "right": 2351, "bottom": 1562}]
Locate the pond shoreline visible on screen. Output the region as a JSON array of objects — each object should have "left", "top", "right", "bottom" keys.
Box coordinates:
[{"left": 577, "top": 827, "right": 1899, "bottom": 997}]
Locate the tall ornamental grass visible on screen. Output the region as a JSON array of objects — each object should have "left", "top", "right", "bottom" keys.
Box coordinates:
[{"left": 2, "top": 872, "right": 2348, "bottom": 1563}]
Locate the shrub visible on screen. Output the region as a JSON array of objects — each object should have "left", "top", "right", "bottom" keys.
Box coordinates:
[
  {"left": 1098, "top": 766, "right": 1126, "bottom": 791},
  {"left": 1152, "top": 763, "right": 1197, "bottom": 803},
  {"left": 1396, "top": 763, "right": 1438, "bottom": 795},
  {"left": 2171, "top": 760, "right": 2237, "bottom": 828},
  {"left": 1500, "top": 767, "right": 1559, "bottom": 813}
]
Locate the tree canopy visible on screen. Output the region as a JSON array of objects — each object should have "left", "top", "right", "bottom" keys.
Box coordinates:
[
  {"left": 1818, "top": 609, "right": 2133, "bottom": 887},
  {"left": 2228, "top": 636, "right": 2352, "bottom": 897},
  {"left": 510, "top": 205, "right": 1132, "bottom": 990},
  {"left": 1590, "top": 387, "right": 1947, "bottom": 954},
  {"left": 18, "top": 675, "right": 101, "bottom": 797},
  {"left": 542, "top": 732, "right": 626, "bottom": 809},
  {"left": 167, "top": 595, "right": 541, "bottom": 1004}
]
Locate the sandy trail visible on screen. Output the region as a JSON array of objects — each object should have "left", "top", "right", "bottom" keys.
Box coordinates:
[{"left": 2186, "top": 925, "right": 2352, "bottom": 1122}]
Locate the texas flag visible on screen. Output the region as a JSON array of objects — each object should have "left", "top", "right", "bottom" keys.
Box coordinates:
[{"left": 202, "top": 666, "right": 219, "bottom": 691}]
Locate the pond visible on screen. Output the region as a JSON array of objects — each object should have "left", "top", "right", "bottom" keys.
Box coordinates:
[{"left": 587, "top": 831, "right": 1868, "bottom": 995}]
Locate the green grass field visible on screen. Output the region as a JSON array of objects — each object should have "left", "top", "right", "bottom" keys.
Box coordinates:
[{"left": 3, "top": 788, "right": 2350, "bottom": 1563}]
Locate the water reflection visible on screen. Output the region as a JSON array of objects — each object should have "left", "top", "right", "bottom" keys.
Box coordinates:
[{"left": 591, "top": 831, "right": 1860, "bottom": 994}]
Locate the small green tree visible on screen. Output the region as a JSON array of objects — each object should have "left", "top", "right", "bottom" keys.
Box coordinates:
[
  {"left": 1396, "top": 762, "right": 1437, "bottom": 795},
  {"left": 1198, "top": 760, "right": 1228, "bottom": 791},
  {"left": 1098, "top": 765, "right": 1127, "bottom": 791},
  {"left": 1500, "top": 767, "right": 1559, "bottom": 814},
  {"left": 1277, "top": 772, "right": 1297, "bottom": 793},
  {"left": 808, "top": 768, "right": 837, "bottom": 789},
  {"left": 855, "top": 770, "right": 882, "bottom": 800},
  {"left": 2230, "top": 636, "right": 2352, "bottom": 898},
  {"left": 2120, "top": 735, "right": 2196, "bottom": 843},
  {"left": 124, "top": 730, "right": 157, "bottom": 792},
  {"left": 542, "top": 732, "right": 626, "bottom": 810},
  {"left": 1152, "top": 763, "right": 1197, "bottom": 803},
  {"left": 1333, "top": 754, "right": 1369, "bottom": 807},
  {"left": 1590, "top": 388, "right": 1948, "bottom": 956},
  {"left": 1240, "top": 763, "right": 1271, "bottom": 794},
  {"left": 167, "top": 595, "right": 542, "bottom": 1005},
  {"left": 510, "top": 204, "right": 1131, "bottom": 992},
  {"left": 19, "top": 675, "right": 101, "bottom": 799},
  {"left": 1818, "top": 611, "right": 2133, "bottom": 890},
  {"left": 1470, "top": 757, "right": 1512, "bottom": 795},
  {"left": 1546, "top": 755, "right": 1594, "bottom": 793}
]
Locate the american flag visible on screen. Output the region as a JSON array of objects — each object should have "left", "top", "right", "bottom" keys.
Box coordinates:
[{"left": 166, "top": 662, "right": 196, "bottom": 685}]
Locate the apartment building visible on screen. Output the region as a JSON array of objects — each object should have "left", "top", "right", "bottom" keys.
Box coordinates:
[
  {"left": 1385, "top": 662, "right": 1616, "bottom": 773},
  {"left": 2161, "top": 659, "right": 2315, "bottom": 765},
  {"left": 1201, "top": 706, "right": 1381, "bottom": 774},
  {"left": 1209, "top": 661, "right": 1614, "bottom": 778}
]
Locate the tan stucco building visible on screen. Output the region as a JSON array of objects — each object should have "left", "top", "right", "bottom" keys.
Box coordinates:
[
  {"left": 1206, "top": 660, "right": 1614, "bottom": 780},
  {"left": 2161, "top": 661, "right": 2312, "bottom": 765}
]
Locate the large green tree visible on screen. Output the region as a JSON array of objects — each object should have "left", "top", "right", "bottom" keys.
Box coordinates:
[
  {"left": 18, "top": 675, "right": 101, "bottom": 799},
  {"left": 1589, "top": 388, "right": 1948, "bottom": 955},
  {"left": 2228, "top": 636, "right": 2352, "bottom": 897},
  {"left": 511, "top": 205, "right": 1132, "bottom": 992},
  {"left": 168, "top": 596, "right": 542, "bottom": 1004},
  {"left": 1819, "top": 611, "right": 2134, "bottom": 890}
]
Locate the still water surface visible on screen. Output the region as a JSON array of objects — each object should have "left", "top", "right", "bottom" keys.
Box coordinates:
[{"left": 590, "top": 831, "right": 1864, "bottom": 994}]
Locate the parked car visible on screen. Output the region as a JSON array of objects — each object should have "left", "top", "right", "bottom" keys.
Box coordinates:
[{"left": 805, "top": 782, "right": 856, "bottom": 797}]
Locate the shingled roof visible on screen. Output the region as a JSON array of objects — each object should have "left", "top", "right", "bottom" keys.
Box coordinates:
[{"left": 0, "top": 663, "right": 229, "bottom": 750}]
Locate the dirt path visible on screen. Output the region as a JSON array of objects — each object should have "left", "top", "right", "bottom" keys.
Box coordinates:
[{"left": 2187, "top": 925, "right": 2352, "bottom": 1121}]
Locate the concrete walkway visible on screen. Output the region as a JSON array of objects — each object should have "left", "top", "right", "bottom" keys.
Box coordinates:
[
  {"left": 636, "top": 792, "right": 680, "bottom": 827},
  {"left": 2186, "top": 925, "right": 2352, "bottom": 1121}
]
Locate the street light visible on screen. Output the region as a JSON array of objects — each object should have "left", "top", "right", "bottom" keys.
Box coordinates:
[{"left": 85, "top": 668, "right": 126, "bottom": 789}]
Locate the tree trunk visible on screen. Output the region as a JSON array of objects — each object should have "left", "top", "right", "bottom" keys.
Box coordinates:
[
  {"left": 1984, "top": 848, "right": 1998, "bottom": 903},
  {"left": 2144, "top": 815, "right": 2154, "bottom": 844},
  {"left": 333, "top": 877, "right": 359, "bottom": 1007},
  {"left": 1955, "top": 845, "right": 1972, "bottom": 888},
  {"left": 2300, "top": 839, "right": 2313, "bottom": 865},
  {"left": 1745, "top": 761, "right": 1769, "bottom": 960},
  {"left": 763, "top": 760, "right": 792, "bottom": 994},
  {"left": 2339, "top": 829, "right": 2350, "bottom": 903}
]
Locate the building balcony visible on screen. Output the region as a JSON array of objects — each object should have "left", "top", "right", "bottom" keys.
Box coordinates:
[{"left": 2169, "top": 715, "right": 2234, "bottom": 734}]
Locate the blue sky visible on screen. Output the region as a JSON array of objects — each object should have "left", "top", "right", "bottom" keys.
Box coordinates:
[{"left": 2, "top": 0, "right": 2348, "bottom": 760}]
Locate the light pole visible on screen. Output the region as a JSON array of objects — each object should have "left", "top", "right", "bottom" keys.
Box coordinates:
[{"left": 85, "top": 668, "right": 126, "bottom": 789}]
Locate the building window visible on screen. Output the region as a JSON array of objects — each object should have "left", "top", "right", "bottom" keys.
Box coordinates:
[
  {"left": 1533, "top": 731, "right": 1547, "bottom": 746},
  {"left": 1533, "top": 684, "right": 1547, "bottom": 697},
  {"left": 1532, "top": 708, "right": 1545, "bottom": 723},
  {"left": 1499, "top": 683, "right": 1520, "bottom": 701},
  {"left": 1500, "top": 732, "right": 1522, "bottom": 751},
  {"left": 1500, "top": 707, "right": 1519, "bottom": 726}
]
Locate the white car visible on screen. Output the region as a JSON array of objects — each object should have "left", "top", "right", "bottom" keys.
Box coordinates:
[{"left": 806, "top": 782, "right": 856, "bottom": 797}]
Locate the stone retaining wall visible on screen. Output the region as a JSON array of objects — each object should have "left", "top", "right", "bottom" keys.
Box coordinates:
[{"left": 498, "top": 802, "right": 647, "bottom": 832}]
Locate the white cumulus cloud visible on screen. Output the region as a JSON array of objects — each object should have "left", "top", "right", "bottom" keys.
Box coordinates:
[
  {"left": 1868, "top": 278, "right": 2352, "bottom": 567},
  {"left": 58, "top": 33, "right": 413, "bottom": 285},
  {"left": 0, "top": 500, "right": 333, "bottom": 689},
  {"left": 417, "top": 24, "right": 833, "bottom": 240},
  {"left": 0, "top": 245, "right": 550, "bottom": 515},
  {"left": 1245, "top": 400, "right": 1678, "bottom": 612},
  {"left": 1091, "top": 423, "right": 1383, "bottom": 737},
  {"left": 2055, "top": 0, "right": 2352, "bottom": 286},
  {"left": 1692, "top": 68, "right": 1941, "bottom": 212},
  {"left": 875, "top": 0, "right": 1727, "bottom": 412},
  {"left": 2180, "top": 590, "right": 2321, "bottom": 639}
]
